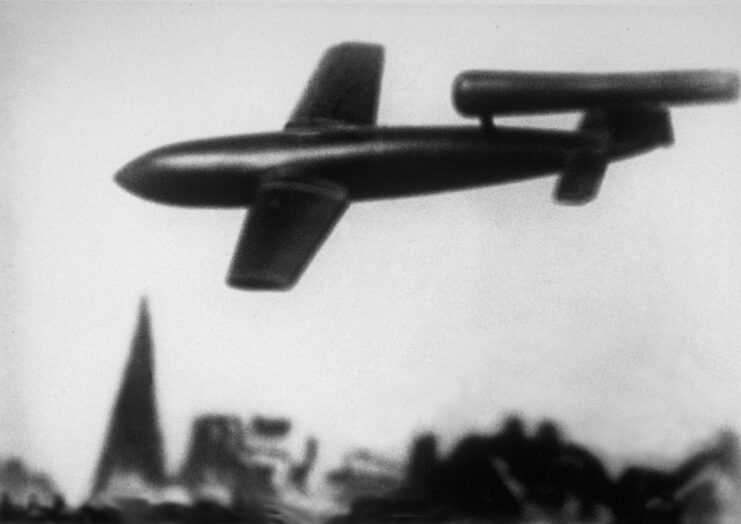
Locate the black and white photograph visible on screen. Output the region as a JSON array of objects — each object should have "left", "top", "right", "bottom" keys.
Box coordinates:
[{"left": 2, "top": 3, "right": 741, "bottom": 523}]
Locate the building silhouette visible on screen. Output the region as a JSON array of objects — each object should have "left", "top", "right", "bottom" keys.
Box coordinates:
[
  {"left": 179, "top": 415, "right": 247, "bottom": 494},
  {"left": 91, "top": 298, "right": 166, "bottom": 496},
  {"left": 86, "top": 298, "right": 320, "bottom": 516}
]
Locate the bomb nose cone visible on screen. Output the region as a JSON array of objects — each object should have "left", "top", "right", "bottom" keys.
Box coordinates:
[
  {"left": 114, "top": 138, "right": 263, "bottom": 207},
  {"left": 114, "top": 152, "right": 169, "bottom": 202},
  {"left": 114, "top": 157, "right": 144, "bottom": 193}
]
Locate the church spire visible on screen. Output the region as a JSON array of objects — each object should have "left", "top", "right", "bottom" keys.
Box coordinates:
[{"left": 91, "top": 297, "right": 166, "bottom": 496}]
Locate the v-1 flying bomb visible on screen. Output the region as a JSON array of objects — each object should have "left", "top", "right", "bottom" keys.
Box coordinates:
[{"left": 116, "top": 43, "right": 738, "bottom": 290}]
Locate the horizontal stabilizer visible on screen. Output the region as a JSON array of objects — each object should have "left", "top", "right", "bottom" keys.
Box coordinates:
[
  {"left": 454, "top": 69, "right": 739, "bottom": 117},
  {"left": 286, "top": 42, "right": 385, "bottom": 129},
  {"left": 227, "top": 179, "right": 349, "bottom": 290},
  {"left": 580, "top": 105, "right": 673, "bottom": 156},
  {"left": 555, "top": 150, "right": 608, "bottom": 205}
]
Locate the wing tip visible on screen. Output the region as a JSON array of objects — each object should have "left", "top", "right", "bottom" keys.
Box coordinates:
[
  {"left": 227, "top": 271, "right": 296, "bottom": 291},
  {"left": 327, "top": 41, "right": 384, "bottom": 58}
]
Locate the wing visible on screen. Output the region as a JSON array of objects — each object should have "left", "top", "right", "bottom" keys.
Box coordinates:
[
  {"left": 227, "top": 179, "right": 349, "bottom": 290},
  {"left": 285, "top": 42, "right": 385, "bottom": 128}
]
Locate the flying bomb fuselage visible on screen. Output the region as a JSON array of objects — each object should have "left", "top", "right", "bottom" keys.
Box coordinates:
[
  {"left": 116, "top": 125, "right": 622, "bottom": 207},
  {"left": 114, "top": 40, "right": 737, "bottom": 290}
]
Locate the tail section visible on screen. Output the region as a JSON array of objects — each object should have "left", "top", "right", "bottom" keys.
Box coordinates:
[
  {"left": 580, "top": 105, "right": 674, "bottom": 158},
  {"left": 555, "top": 106, "right": 672, "bottom": 204},
  {"left": 555, "top": 149, "right": 608, "bottom": 205},
  {"left": 452, "top": 68, "right": 736, "bottom": 205}
]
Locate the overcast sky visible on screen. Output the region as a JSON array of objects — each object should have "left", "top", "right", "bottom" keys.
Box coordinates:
[{"left": 2, "top": 3, "right": 741, "bottom": 503}]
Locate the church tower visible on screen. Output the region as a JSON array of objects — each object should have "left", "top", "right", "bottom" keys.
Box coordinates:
[{"left": 91, "top": 298, "right": 166, "bottom": 496}]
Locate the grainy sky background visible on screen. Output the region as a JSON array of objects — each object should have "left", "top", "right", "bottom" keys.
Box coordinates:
[{"left": 2, "top": 2, "right": 741, "bottom": 503}]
